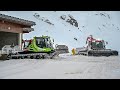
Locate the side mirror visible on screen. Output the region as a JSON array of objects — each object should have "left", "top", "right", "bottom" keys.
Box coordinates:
[{"left": 106, "top": 42, "right": 108, "bottom": 44}]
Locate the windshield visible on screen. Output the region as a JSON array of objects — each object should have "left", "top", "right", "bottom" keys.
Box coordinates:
[
  {"left": 91, "top": 41, "right": 104, "bottom": 49},
  {"left": 36, "top": 37, "right": 53, "bottom": 48},
  {"left": 36, "top": 37, "right": 46, "bottom": 48}
]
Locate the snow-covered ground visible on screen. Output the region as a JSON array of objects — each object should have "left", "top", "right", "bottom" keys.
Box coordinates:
[{"left": 0, "top": 54, "right": 120, "bottom": 79}]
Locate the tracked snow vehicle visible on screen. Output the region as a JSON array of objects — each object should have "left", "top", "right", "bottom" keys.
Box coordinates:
[
  {"left": 55, "top": 44, "right": 69, "bottom": 54},
  {"left": 9, "top": 36, "right": 57, "bottom": 59},
  {"left": 1, "top": 36, "right": 69, "bottom": 60},
  {"left": 76, "top": 35, "right": 118, "bottom": 56}
]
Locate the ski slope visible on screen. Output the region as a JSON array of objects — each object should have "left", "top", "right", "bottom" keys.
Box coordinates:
[{"left": 0, "top": 55, "right": 120, "bottom": 79}]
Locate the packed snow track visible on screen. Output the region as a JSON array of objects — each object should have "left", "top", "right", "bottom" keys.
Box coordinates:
[{"left": 0, "top": 54, "right": 120, "bottom": 79}]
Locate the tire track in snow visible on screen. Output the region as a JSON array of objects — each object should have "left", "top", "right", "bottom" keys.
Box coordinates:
[{"left": 0, "top": 60, "right": 49, "bottom": 78}]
